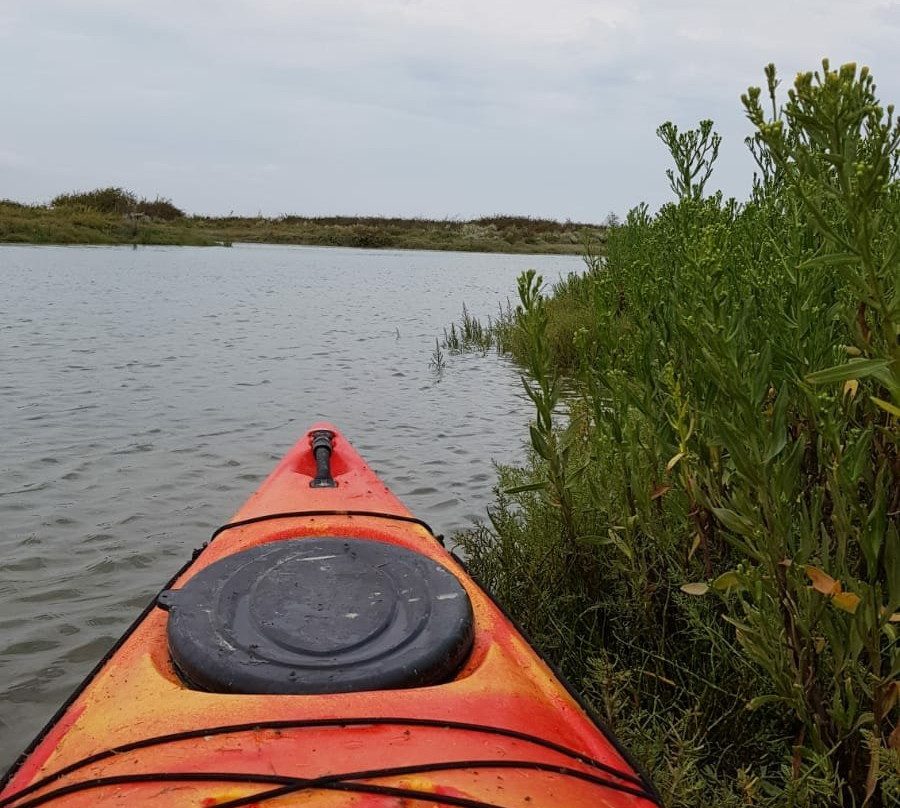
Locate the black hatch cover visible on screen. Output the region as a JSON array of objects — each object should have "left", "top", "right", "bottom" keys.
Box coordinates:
[{"left": 158, "top": 537, "right": 474, "bottom": 694}]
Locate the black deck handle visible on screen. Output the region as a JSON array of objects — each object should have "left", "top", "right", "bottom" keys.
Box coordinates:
[{"left": 309, "top": 430, "right": 338, "bottom": 488}]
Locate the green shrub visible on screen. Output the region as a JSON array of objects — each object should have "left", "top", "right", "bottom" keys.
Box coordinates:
[
  {"left": 136, "top": 197, "right": 184, "bottom": 220},
  {"left": 458, "top": 60, "right": 899, "bottom": 807},
  {"left": 50, "top": 188, "right": 185, "bottom": 221},
  {"left": 52, "top": 187, "right": 138, "bottom": 214}
]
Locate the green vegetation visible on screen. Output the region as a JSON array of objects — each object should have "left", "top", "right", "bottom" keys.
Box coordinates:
[
  {"left": 0, "top": 196, "right": 216, "bottom": 246},
  {"left": 51, "top": 187, "right": 185, "bottom": 220},
  {"left": 193, "top": 214, "right": 602, "bottom": 253},
  {"left": 0, "top": 190, "right": 604, "bottom": 253},
  {"left": 443, "top": 304, "right": 500, "bottom": 354},
  {"left": 449, "top": 61, "right": 899, "bottom": 806}
]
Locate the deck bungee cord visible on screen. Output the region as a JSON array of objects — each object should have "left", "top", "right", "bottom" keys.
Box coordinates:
[
  {"left": 0, "top": 716, "right": 650, "bottom": 808},
  {"left": 208, "top": 509, "right": 440, "bottom": 543},
  {"left": 4, "top": 757, "right": 656, "bottom": 808}
]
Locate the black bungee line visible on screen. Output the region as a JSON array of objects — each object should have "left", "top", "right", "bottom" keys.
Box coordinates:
[
  {"left": 4, "top": 757, "right": 657, "bottom": 808},
  {"left": 207, "top": 509, "right": 440, "bottom": 543},
  {"left": 221, "top": 756, "right": 658, "bottom": 805},
  {"left": 216, "top": 781, "right": 503, "bottom": 808},
  {"left": 0, "top": 715, "right": 651, "bottom": 808}
]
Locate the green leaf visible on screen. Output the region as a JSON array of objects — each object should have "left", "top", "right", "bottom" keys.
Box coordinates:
[
  {"left": 763, "top": 386, "right": 789, "bottom": 462},
  {"left": 680, "top": 582, "right": 709, "bottom": 596},
  {"left": 504, "top": 481, "right": 548, "bottom": 495},
  {"left": 529, "top": 424, "right": 550, "bottom": 460},
  {"left": 605, "top": 529, "right": 635, "bottom": 562},
  {"left": 776, "top": 435, "right": 807, "bottom": 498},
  {"left": 805, "top": 358, "right": 893, "bottom": 385},
  {"left": 712, "top": 507, "right": 757, "bottom": 537},
  {"left": 747, "top": 694, "right": 787, "bottom": 710},
  {"left": 726, "top": 441, "right": 761, "bottom": 485},
  {"left": 751, "top": 343, "right": 773, "bottom": 407},
  {"left": 871, "top": 396, "right": 900, "bottom": 417},
  {"left": 581, "top": 531, "right": 635, "bottom": 562},
  {"left": 796, "top": 252, "right": 860, "bottom": 271},
  {"left": 712, "top": 570, "right": 746, "bottom": 591}
]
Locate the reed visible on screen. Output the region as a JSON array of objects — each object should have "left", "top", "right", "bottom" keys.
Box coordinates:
[
  {"left": 442, "top": 304, "right": 497, "bottom": 354},
  {"left": 429, "top": 338, "right": 446, "bottom": 372}
]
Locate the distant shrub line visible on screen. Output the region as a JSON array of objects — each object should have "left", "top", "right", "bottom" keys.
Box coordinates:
[
  {"left": 0, "top": 192, "right": 604, "bottom": 253},
  {"left": 51, "top": 187, "right": 185, "bottom": 221}
]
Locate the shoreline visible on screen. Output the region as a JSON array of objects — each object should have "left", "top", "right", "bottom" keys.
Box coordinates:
[{"left": 0, "top": 204, "right": 606, "bottom": 256}]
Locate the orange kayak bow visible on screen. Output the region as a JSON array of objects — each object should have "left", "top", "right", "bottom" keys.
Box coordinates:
[{"left": 0, "top": 424, "right": 661, "bottom": 808}]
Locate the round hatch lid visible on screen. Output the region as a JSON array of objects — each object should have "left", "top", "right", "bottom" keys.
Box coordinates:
[{"left": 158, "top": 537, "right": 474, "bottom": 694}]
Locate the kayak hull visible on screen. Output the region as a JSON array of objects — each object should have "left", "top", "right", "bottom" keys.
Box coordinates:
[{"left": 1, "top": 424, "right": 660, "bottom": 808}]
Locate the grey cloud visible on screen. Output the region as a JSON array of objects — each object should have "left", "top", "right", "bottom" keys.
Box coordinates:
[{"left": 2, "top": 0, "right": 899, "bottom": 219}]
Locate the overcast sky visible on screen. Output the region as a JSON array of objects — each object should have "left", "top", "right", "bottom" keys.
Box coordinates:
[{"left": 2, "top": 1, "right": 899, "bottom": 220}]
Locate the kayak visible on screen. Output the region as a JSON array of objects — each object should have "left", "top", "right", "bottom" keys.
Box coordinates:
[{"left": 0, "top": 424, "right": 661, "bottom": 808}]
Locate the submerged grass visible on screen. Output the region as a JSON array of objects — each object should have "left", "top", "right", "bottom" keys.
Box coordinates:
[
  {"left": 452, "top": 61, "right": 899, "bottom": 807},
  {"left": 443, "top": 305, "right": 497, "bottom": 354}
]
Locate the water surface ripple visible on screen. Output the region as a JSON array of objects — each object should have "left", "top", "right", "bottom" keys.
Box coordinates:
[{"left": 0, "top": 243, "right": 582, "bottom": 769}]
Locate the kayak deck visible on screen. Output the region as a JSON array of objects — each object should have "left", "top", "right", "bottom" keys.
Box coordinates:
[{"left": 0, "top": 424, "right": 660, "bottom": 807}]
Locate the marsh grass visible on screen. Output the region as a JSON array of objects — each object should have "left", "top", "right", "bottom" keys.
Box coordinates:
[
  {"left": 455, "top": 61, "right": 899, "bottom": 807},
  {"left": 442, "top": 305, "right": 497, "bottom": 354},
  {"left": 429, "top": 338, "right": 446, "bottom": 373},
  {"left": 0, "top": 200, "right": 606, "bottom": 254},
  {"left": 0, "top": 200, "right": 216, "bottom": 245}
]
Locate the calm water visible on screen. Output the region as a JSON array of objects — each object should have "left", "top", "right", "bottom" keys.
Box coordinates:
[{"left": 0, "top": 243, "right": 583, "bottom": 770}]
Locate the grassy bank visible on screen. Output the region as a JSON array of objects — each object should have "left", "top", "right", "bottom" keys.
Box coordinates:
[
  {"left": 449, "top": 61, "right": 899, "bottom": 807},
  {"left": 0, "top": 197, "right": 605, "bottom": 254},
  {"left": 0, "top": 200, "right": 218, "bottom": 246}
]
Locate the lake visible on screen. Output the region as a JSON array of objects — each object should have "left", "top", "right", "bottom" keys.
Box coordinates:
[{"left": 0, "top": 243, "right": 584, "bottom": 770}]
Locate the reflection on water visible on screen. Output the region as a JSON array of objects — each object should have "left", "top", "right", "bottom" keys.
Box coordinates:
[{"left": 0, "top": 243, "right": 583, "bottom": 769}]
